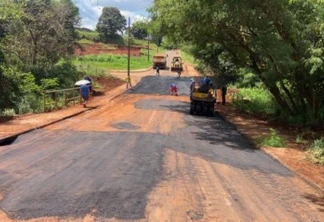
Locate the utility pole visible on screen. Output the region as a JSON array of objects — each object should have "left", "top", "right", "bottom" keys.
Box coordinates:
[
  {"left": 147, "top": 39, "right": 150, "bottom": 61},
  {"left": 127, "top": 17, "right": 131, "bottom": 87}
]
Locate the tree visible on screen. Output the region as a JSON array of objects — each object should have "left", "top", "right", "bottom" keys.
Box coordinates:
[
  {"left": 131, "top": 20, "right": 148, "bottom": 40},
  {"left": 96, "top": 7, "right": 126, "bottom": 43},
  {"left": 0, "top": 0, "right": 80, "bottom": 111},
  {"left": 3, "top": 0, "right": 80, "bottom": 68},
  {"left": 150, "top": 0, "right": 324, "bottom": 124}
]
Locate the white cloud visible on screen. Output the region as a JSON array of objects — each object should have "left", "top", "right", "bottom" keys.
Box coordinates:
[{"left": 75, "top": 0, "right": 152, "bottom": 30}]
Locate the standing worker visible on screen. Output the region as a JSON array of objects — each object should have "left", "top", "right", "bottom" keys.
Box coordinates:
[
  {"left": 84, "top": 76, "right": 92, "bottom": 92},
  {"left": 156, "top": 66, "right": 160, "bottom": 76},
  {"left": 80, "top": 84, "right": 90, "bottom": 108},
  {"left": 170, "top": 83, "right": 178, "bottom": 96},
  {"left": 221, "top": 85, "right": 227, "bottom": 105}
]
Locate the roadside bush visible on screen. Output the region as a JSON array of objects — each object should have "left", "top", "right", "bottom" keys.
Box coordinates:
[
  {"left": 232, "top": 87, "right": 276, "bottom": 116},
  {"left": 307, "top": 137, "right": 324, "bottom": 165},
  {"left": 259, "top": 128, "right": 286, "bottom": 147},
  {"left": 0, "top": 109, "right": 16, "bottom": 116}
]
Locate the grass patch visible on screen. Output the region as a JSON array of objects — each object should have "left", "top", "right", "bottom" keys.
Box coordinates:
[
  {"left": 258, "top": 128, "right": 286, "bottom": 147},
  {"left": 0, "top": 109, "right": 16, "bottom": 116},
  {"left": 74, "top": 54, "right": 152, "bottom": 71},
  {"left": 181, "top": 50, "right": 196, "bottom": 65},
  {"left": 232, "top": 87, "right": 276, "bottom": 116},
  {"left": 307, "top": 137, "right": 324, "bottom": 165}
]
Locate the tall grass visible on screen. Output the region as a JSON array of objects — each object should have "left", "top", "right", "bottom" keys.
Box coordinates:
[
  {"left": 181, "top": 50, "right": 196, "bottom": 65},
  {"left": 232, "top": 87, "right": 276, "bottom": 116},
  {"left": 307, "top": 137, "right": 324, "bottom": 165},
  {"left": 258, "top": 128, "right": 286, "bottom": 147}
]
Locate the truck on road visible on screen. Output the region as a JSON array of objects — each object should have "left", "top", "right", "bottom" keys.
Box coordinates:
[{"left": 153, "top": 54, "right": 167, "bottom": 69}]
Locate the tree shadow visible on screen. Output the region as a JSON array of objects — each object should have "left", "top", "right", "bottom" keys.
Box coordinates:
[{"left": 303, "top": 193, "right": 324, "bottom": 212}]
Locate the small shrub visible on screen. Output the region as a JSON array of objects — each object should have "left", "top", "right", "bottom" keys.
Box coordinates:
[
  {"left": 0, "top": 109, "right": 16, "bottom": 116},
  {"left": 232, "top": 87, "right": 276, "bottom": 116},
  {"left": 295, "top": 135, "right": 304, "bottom": 143},
  {"left": 307, "top": 137, "right": 324, "bottom": 165},
  {"left": 260, "top": 128, "right": 286, "bottom": 147}
]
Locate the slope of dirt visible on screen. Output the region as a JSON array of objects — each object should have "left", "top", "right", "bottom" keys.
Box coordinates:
[{"left": 75, "top": 43, "right": 142, "bottom": 57}]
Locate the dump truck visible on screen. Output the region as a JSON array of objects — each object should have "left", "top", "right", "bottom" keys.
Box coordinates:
[
  {"left": 190, "top": 81, "right": 215, "bottom": 116},
  {"left": 153, "top": 54, "right": 167, "bottom": 69},
  {"left": 170, "top": 56, "right": 183, "bottom": 72}
]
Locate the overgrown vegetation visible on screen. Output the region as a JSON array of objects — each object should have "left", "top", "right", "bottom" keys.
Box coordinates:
[
  {"left": 307, "top": 137, "right": 324, "bottom": 165},
  {"left": 259, "top": 128, "right": 286, "bottom": 147},
  {"left": 0, "top": 0, "right": 82, "bottom": 115},
  {"left": 150, "top": 0, "right": 324, "bottom": 127},
  {"left": 232, "top": 87, "right": 276, "bottom": 117}
]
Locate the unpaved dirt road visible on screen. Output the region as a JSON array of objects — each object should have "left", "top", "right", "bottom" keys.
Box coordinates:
[{"left": 0, "top": 51, "right": 323, "bottom": 221}]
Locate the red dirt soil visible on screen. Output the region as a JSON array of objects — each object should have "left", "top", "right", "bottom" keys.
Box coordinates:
[{"left": 75, "top": 43, "right": 142, "bottom": 57}]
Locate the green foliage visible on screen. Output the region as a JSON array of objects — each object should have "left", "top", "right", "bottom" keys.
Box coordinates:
[
  {"left": 307, "top": 137, "right": 324, "bottom": 165},
  {"left": 259, "top": 128, "right": 286, "bottom": 147},
  {"left": 131, "top": 20, "right": 149, "bottom": 40},
  {"left": 181, "top": 48, "right": 196, "bottom": 65},
  {"left": 232, "top": 87, "right": 276, "bottom": 116},
  {"left": 235, "top": 69, "right": 261, "bottom": 88},
  {"left": 0, "top": 109, "right": 16, "bottom": 117},
  {"left": 77, "top": 29, "right": 99, "bottom": 42},
  {"left": 96, "top": 7, "right": 126, "bottom": 43},
  {"left": 296, "top": 135, "right": 304, "bottom": 143},
  {"left": 40, "top": 78, "right": 59, "bottom": 90},
  {"left": 0, "top": 1, "right": 82, "bottom": 114},
  {"left": 150, "top": 0, "right": 324, "bottom": 126},
  {"left": 74, "top": 54, "right": 152, "bottom": 71}
]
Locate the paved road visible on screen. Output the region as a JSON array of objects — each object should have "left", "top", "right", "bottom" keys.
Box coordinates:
[{"left": 0, "top": 71, "right": 323, "bottom": 221}]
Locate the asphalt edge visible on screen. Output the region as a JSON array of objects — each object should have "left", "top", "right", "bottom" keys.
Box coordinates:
[
  {"left": 0, "top": 85, "right": 129, "bottom": 145},
  {"left": 109, "top": 67, "right": 153, "bottom": 73},
  {"left": 216, "top": 108, "right": 324, "bottom": 193}
]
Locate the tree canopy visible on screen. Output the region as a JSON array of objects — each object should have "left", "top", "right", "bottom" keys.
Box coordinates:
[
  {"left": 150, "top": 0, "right": 324, "bottom": 124},
  {"left": 96, "top": 7, "right": 126, "bottom": 43},
  {"left": 131, "top": 20, "right": 148, "bottom": 40},
  {"left": 0, "top": 0, "right": 80, "bottom": 113}
]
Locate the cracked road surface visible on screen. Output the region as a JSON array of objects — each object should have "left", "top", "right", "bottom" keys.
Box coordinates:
[{"left": 0, "top": 72, "right": 323, "bottom": 221}]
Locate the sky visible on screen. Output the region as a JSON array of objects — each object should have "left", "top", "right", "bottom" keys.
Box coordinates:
[{"left": 74, "top": 0, "right": 153, "bottom": 30}]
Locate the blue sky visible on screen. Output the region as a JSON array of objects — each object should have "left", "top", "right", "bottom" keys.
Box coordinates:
[{"left": 74, "top": 0, "right": 153, "bottom": 30}]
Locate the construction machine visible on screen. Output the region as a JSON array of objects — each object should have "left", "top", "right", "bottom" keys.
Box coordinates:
[
  {"left": 190, "top": 79, "right": 215, "bottom": 116},
  {"left": 170, "top": 56, "right": 183, "bottom": 72}
]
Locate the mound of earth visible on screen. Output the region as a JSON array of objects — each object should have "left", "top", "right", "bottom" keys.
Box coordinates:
[{"left": 92, "top": 76, "right": 125, "bottom": 96}]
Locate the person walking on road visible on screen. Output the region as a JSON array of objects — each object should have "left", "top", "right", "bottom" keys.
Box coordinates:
[
  {"left": 80, "top": 84, "right": 90, "bottom": 108},
  {"left": 156, "top": 66, "right": 160, "bottom": 76}
]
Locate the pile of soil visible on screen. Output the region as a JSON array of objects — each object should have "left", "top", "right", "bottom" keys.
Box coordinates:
[{"left": 92, "top": 76, "right": 125, "bottom": 96}]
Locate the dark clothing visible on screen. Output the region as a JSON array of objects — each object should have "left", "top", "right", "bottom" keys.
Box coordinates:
[
  {"left": 221, "top": 86, "right": 227, "bottom": 105},
  {"left": 84, "top": 76, "right": 92, "bottom": 82},
  {"left": 201, "top": 77, "right": 211, "bottom": 86},
  {"left": 84, "top": 76, "right": 92, "bottom": 92}
]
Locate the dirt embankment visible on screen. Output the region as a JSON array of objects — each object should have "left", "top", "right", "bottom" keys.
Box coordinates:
[{"left": 75, "top": 43, "right": 142, "bottom": 57}]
